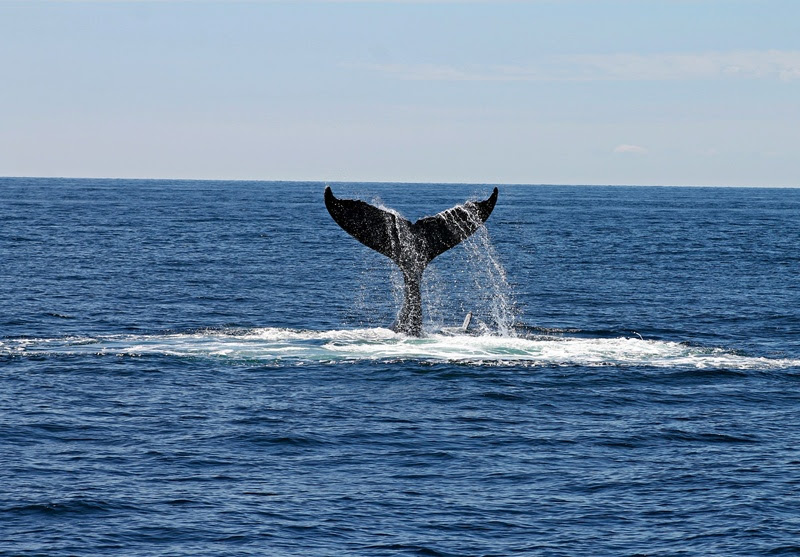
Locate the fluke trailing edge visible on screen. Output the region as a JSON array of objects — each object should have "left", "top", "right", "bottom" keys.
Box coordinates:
[{"left": 324, "top": 186, "right": 499, "bottom": 336}]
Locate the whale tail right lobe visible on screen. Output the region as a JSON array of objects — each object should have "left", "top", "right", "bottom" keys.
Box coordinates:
[{"left": 324, "top": 186, "right": 499, "bottom": 336}]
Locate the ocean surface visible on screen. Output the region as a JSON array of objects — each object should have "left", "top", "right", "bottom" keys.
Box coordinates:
[{"left": 2, "top": 178, "right": 800, "bottom": 556}]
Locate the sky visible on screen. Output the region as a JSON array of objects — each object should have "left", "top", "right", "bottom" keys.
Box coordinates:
[{"left": 1, "top": 0, "right": 798, "bottom": 186}]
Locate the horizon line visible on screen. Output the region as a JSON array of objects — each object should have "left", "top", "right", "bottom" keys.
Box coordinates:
[
  {"left": 2, "top": 175, "right": 799, "bottom": 189},
  {"left": 0, "top": 176, "right": 800, "bottom": 189}
]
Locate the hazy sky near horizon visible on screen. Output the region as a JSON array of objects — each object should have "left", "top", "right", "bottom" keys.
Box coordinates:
[{"left": 1, "top": 0, "right": 798, "bottom": 186}]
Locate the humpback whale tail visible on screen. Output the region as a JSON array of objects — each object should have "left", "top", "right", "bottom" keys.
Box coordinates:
[{"left": 324, "top": 186, "right": 499, "bottom": 336}]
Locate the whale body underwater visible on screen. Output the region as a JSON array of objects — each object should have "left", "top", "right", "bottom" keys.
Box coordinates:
[{"left": 324, "top": 186, "right": 499, "bottom": 336}]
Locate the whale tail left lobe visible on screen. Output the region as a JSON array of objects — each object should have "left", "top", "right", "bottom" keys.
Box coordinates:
[{"left": 324, "top": 186, "right": 499, "bottom": 336}]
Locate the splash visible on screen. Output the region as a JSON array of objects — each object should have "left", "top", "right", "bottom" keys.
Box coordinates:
[
  {"left": 419, "top": 193, "right": 516, "bottom": 336},
  {"left": 360, "top": 191, "right": 516, "bottom": 336},
  {"left": 3, "top": 328, "right": 798, "bottom": 370},
  {"left": 458, "top": 225, "right": 517, "bottom": 336}
]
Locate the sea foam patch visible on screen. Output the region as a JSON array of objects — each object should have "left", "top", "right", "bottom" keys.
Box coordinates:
[{"left": 3, "top": 328, "right": 799, "bottom": 370}]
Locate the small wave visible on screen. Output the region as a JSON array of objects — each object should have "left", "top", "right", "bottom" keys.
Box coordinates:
[
  {"left": 660, "top": 428, "right": 760, "bottom": 444},
  {"left": 45, "top": 312, "right": 75, "bottom": 319},
  {"left": 4, "top": 498, "right": 126, "bottom": 516},
  {"left": 359, "top": 544, "right": 451, "bottom": 557},
  {"left": 768, "top": 546, "right": 800, "bottom": 555},
  {"left": 2, "top": 327, "right": 798, "bottom": 370}
]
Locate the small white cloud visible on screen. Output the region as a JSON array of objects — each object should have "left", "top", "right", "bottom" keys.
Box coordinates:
[
  {"left": 613, "top": 144, "right": 648, "bottom": 155},
  {"left": 352, "top": 50, "right": 800, "bottom": 83},
  {"left": 350, "top": 63, "right": 475, "bottom": 81},
  {"left": 779, "top": 67, "right": 800, "bottom": 82}
]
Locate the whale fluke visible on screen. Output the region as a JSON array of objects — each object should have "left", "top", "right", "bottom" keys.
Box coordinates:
[{"left": 324, "top": 186, "right": 499, "bottom": 336}]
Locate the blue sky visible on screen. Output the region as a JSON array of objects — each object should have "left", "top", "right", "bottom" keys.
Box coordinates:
[{"left": 1, "top": 0, "right": 798, "bottom": 186}]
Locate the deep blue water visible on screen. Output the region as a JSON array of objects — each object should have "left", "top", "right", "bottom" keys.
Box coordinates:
[{"left": 2, "top": 178, "right": 800, "bottom": 556}]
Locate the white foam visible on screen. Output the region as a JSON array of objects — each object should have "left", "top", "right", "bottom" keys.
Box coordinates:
[{"left": 3, "top": 328, "right": 799, "bottom": 370}]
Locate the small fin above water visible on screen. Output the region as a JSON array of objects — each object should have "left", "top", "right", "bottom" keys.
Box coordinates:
[
  {"left": 461, "top": 312, "right": 473, "bottom": 332},
  {"left": 439, "top": 312, "right": 475, "bottom": 336}
]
